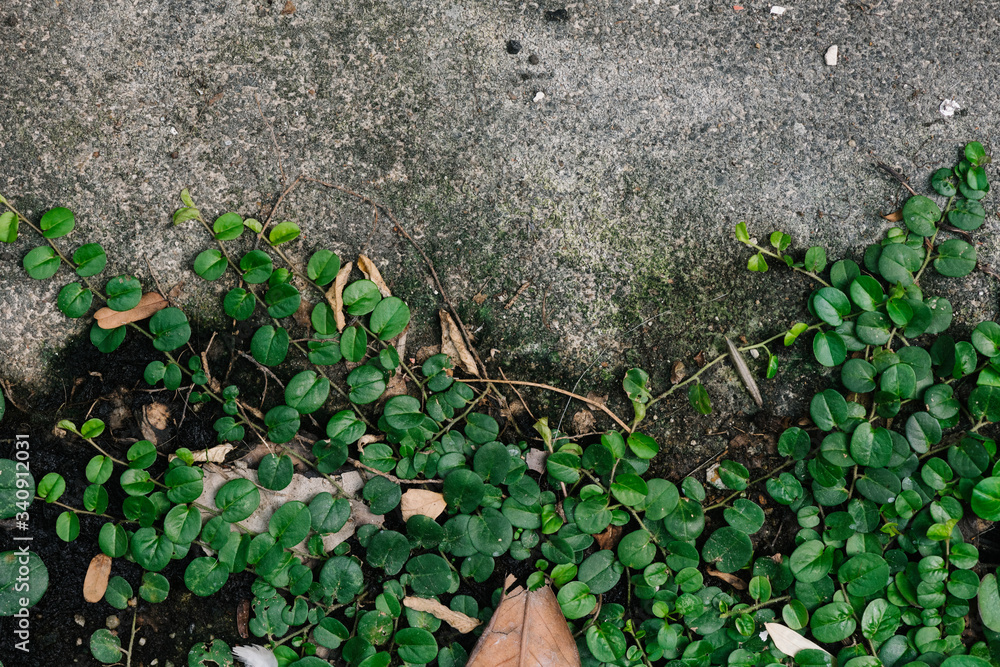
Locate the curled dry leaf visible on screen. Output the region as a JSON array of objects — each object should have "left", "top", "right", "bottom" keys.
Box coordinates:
[
  {"left": 358, "top": 255, "right": 392, "bottom": 297},
  {"left": 882, "top": 208, "right": 904, "bottom": 222},
  {"left": 381, "top": 372, "right": 408, "bottom": 401},
  {"left": 526, "top": 448, "right": 548, "bottom": 474},
  {"left": 593, "top": 523, "right": 623, "bottom": 551},
  {"left": 467, "top": 574, "right": 581, "bottom": 667},
  {"left": 726, "top": 337, "right": 763, "bottom": 408},
  {"left": 473, "top": 292, "right": 487, "bottom": 305},
  {"left": 84, "top": 553, "right": 112, "bottom": 603},
  {"left": 280, "top": 0, "right": 296, "bottom": 14},
  {"left": 95, "top": 292, "right": 168, "bottom": 329},
  {"left": 400, "top": 489, "right": 447, "bottom": 521},
  {"left": 707, "top": 568, "right": 747, "bottom": 590},
  {"left": 671, "top": 360, "right": 686, "bottom": 384},
  {"left": 403, "top": 597, "right": 480, "bottom": 633},
  {"left": 439, "top": 310, "right": 479, "bottom": 376},
  {"left": 326, "top": 261, "right": 353, "bottom": 332},
  {"left": 764, "top": 623, "right": 832, "bottom": 659},
  {"left": 571, "top": 410, "right": 595, "bottom": 435}
]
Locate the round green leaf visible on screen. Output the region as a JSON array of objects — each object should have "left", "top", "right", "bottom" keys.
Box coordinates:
[
  {"left": 149, "top": 307, "right": 191, "bottom": 351},
  {"left": 40, "top": 206, "right": 75, "bottom": 238},
  {"left": 395, "top": 627, "right": 437, "bottom": 664},
  {"left": 56, "top": 511, "right": 80, "bottom": 541},
  {"left": 724, "top": 498, "right": 765, "bottom": 533},
  {"left": 130, "top": 527, "right": 174, "bottom": 572},
  {"left": 215, "top": 478, "right": 261, "bottom": 522},
  {"left": 701, "top": 526, "right": 752, "bottom": 573},
  {"left": 251, "top": 325, "right": 289, "bottom": 366},
  {"left": 902, "top": 195, "right": 941, "bottom": 236},
  {"left": 810, "top": 601, "right": 857, "bottom": 643},
  {"left": 269, "top": 501, "right": 311, "bottom": 547},
  {"left": 307, "top": 249, "right": 341, "bottom": 286},
  {"left": 57, "top": 282, "right": 93, "bottom": 318},
  {"left": 105, "top": 275, "right": 142, "bottom": 311},
  {"left": 813, "top": 287, "right": 851, "bottom": 326},
  {"left": 406, "top": 553, "right": 452, "bottom": 596},
  {"left": 265, "top": 282, "right": 301, "bottom": 318},
  {"left": 949, "top": 197, "right": 986, "bottom": 230},
  {"left": 363, "top": 475, "right": 402, "bottom": 515},
  {"left": 469, "top": 508, "right": 513, "bottom": 557},
  {"left": 370, "top": 296, "right": 410, "bottom": 340},
  {"left": 557, "top": 581, "right": 596, "bottom": 619},
  {"left": 239, "top": 249, "right": 273, "bottom": 283},
  {"left": 841, "top": 358, "right": 876, "bottom": 393},
  {"left": 343, "top": 280, "right": 382, "bottom": 315},
  {"left": 268, "top": 220, "right": 300, "bottom": 245},
  {"left": 71, "top": 244, "right": 107, "bottom": 279},
  {"left": 618, "top": 529, "right": 656, "bottom": 569},
  {"left": 90, "top": 629, "right": 122, "bottom": 663},
  {"left": 878, "top": 243, "right": 921, "bottom": 286},
  {"left": 935, "top": 238, "right": 977, "bottom": 277},
  {"left": 23, "top": 245, "right": 60, "bottom": 279},
  {"left": 258, "top": 453, "right": 295, "bottom": 489},
  {"left": 139, "top": 571, "right": 169, "bottom": 604},
  {"left": 839, "top": 553, "right": 889, "bottom": 596},
  {"left": 340, "top": 325, "right": 368, "bottom": 363},
  {"left": 284, "top": 370, "right": 330, "bottom": 414},
  {"left": 99, "top": 523, "right": 129, "bottom": 557},
  {"left": 813, "top": 331, "right": 847, "bottom": 367},
  {"left": 185, "top": 556, "right": 229, "bottom": 596},
  {"left": 790, "top": 540, "right": 833, "bottom": 583},
  {"left": 193, "top": 249, "right": 227, "bottom": 280},
  {"left": 223, "top": 287, "right": 255, "bottom": 320},
  {"left": 213, "top": 211, "right": 244, "bottom": 240},
  {"left": 0, "top": 211, "right": 18, "bottom": 244},
  {"left": 587, "top": 623, "right": 627, "bottom": 662},
  {"left": 971, "top": 477, "right": 1000, "bottom": 520}
]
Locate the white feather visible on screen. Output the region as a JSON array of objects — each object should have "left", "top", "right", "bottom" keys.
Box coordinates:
[{"left": 231, "top": 645, "right": 279, "bottom": 667}]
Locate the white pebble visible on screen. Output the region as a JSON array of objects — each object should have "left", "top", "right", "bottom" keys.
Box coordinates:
[
  {"left": 533, "top": 91, "right": 545, "bottom": 103},
  {"left": 770, "top": 6, "right": 786, "bottom": 15},
  {"left": 939, "top": 99, "right": 961, "bottom": 117},
  {"left": 825, "top": 45, "right": 838, "bottom": 66}
]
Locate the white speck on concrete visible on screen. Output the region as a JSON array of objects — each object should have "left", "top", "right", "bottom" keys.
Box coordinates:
[
  {"left": 825, "top": 45, "right": 838, "bottom": 66},
  {"left": 533, "top": 91, "right": 545, "bottom": 103},
  {"left": 939, "top": 99, "right": 961, "bottom": 117},
  {"left": 770, "top": 6, "right": 786, "bottom": 15}
]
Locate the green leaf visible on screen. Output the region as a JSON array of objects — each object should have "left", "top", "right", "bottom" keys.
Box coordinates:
[
  {"left": 130, "top": 527, "right": 174, "bottom": 572},
  {"left": 839, "top": 553, "right": 889, "bottom": 596},
  {"left": 213, "top": 212, "right": 244, "bottom": 240},
  {"left": 90, "top": 628, "right": 123, "bottom": 663},
  {"left": 172, "top": 206, "right": 201, "bottom": 225},
  {"left": 258, "top": 453, "right": 295, "bottom": 490},
  {"left": 747, "top": 252, "right": 768, "bottom": 272},
  {"left": 268, "top": 501, "right": 311, "bottom": 547},
  {"left": 56, "top": 511, "right": 80, "bottom": 541},
  {"left": 902, "top": 195, "right": 941, "bottom": 236},
  {"left": 829, "top": 259, "right": 860, "bottom": 291},
  {"left": 949, "top": 198, "right": 986, "bottom": 231},
  {"left": 812, "top": 331, "right": 847, "bottom": 367},
  {"left": 465, "top": 413, "right": 499, "bottom": 444},
  {"left": 264, "top": 283, "right": 301, "bottom": 319},
  {"left": 556, "top": 581, "right": 596, "bottom": 619},
  {"left": 73, "top": 243, "right": 107, "bottom": 277},
  {"left": 878, "top": 243, "right": 921, "bottom": 286},
  {"left": 855, "top": 311, "right": 891, "bottom": 345},
  {"left": 970, "top": 386, "right": 1000, "bottom": 422},
  {"left": 185, "top": 557, "right": 229, "bottom": 596},
  {"left": 164, "top": 504, "right": 202, "bottom": 544},
  {"left": 790, "top": 540, "right": 833, "bottom": 583},
  {"left": 268, "top": 221, "right": 300, "bottom": 245},
  {"left": 251, "top": 325, "right": 289, "bottom": 366},
  {"left": 139, "top": 572, "right": 169, "bottom": 604},
  {"left": 285, "top": 370, "right": 330, "bottom": 414},
  {"left": 627, "top": 432, "right": 659, "bottom": 459},
  {"left": 307, "top": 249, "right": 341, "bottom": 285},
  {"left": 931, "top": 168, "right": 958, "bottom": 197},
  {"left": 784, "top": 322, "right": 808, "bottom": 346},
  {"left": 618, "top": 530, "right": 656, "bottom": 568},
  {"left": 222, "top": 287, "right": 255, "bottom": 320},
  {"left": 850, "top": 423, "right": 892, "bottom": 467},
  {"left": 973, "top": 321, "right": 1000, "bottom": 358},
  {"left": 343, "top": 280, "right": 382, "bottom": 315},
  {"left": 586, "top": 623, "right": 627, "bottom": 662},
  {"left": 369, "top": 297, "right": 410, "bottom": 340},
  {"left": 40, "top": 206, "right": 75, "bottom": 238},
  {"left": 346, "top": 365, "right": 386, "bottom": 404},
  {"left": 689, "top": 383, "right": 711, "bottom": 414},
  {"left": 810, "top": 601, "right": 856, "bottom": 642},
  {"left": 340, "top": 325, "right": 368, "bottom": 363},
  {"left": 165, "top": 465, "right": 204, "bottom": 503},
  {"left": 470, "top": 508, "right": 513, "bottom": 556},
  {"left": 971, "top": 477, "right": 1000, "bottom": 520},
  {"left": 935, "top": 238, "right": 977, "bottom": 277},
  {"left": 978, "top": 573, "right": 1000, "bottom": 632},
  {"left": 215, "top": 479, "right": 261, "bottom": 522},
  {"left": 701, "top": 526, "right": 752, "bottom": 572},
  {"left": 770, "top": 231, "right": 792, "bottom": 251},
  {"left": 240, "top": 249, "right": 273, "bottom": 283},
  {"left": 149, "top": 307, "right": 191, "bottom": 351},
  {"left": 193, "top": 249, "right": 227, "bottom": 280},
  {"left": 363, "top": 476, "right": 402, "bottom": 515},
  {"left": 406, "top": 553, "right": 452, "bottom": 596},
  {"left": 0, "top": 211, "right": 18, "bottom": 243},
  {"left": 849, "top": 276, "right": 884, "bottom": 312},
  {"left": 804, "top": 246, "right": 827, "bottom": 272},
  {"left": 394, "top": 627, "right": 437, "bottom": 664},
  {"left": 735, "top": 222, "right": 751, "bottom": 244},
  {"left": 105, "top": 275, "right": 142, "bottom": 311},
  {"left": 57, "top": 282, "right": 94, "bottom": 318},
  {"left": 841, "top": 358, "right": 876, "bottom": 393},
  {"left": 90, "top": 323, "right": 126, "bottom": 353},
  {"left": 812, "top": 287, "right": 851, "bottom": 326},
  {"left": 724, "top": 498, "right": 765, "bottom": 533},
  {"left": 717, "top": 460, "right": 749, "bottom": 490},
  {"left": 23, "top": 246, "right": 60, "bottom": 279},
  {"left": 611, "top": 473, "right": 648, "bottom": 506}
]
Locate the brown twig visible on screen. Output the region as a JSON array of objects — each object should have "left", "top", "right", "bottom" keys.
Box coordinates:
[
  {"left": 257, "top": 174, "right": 303, "bottom": 248},
  {"left": 348, "top": 457, "right": 442, "bottom": 485},
  {"left": 504, "top": 281, "right": 531, "bottom": 310},
  {"left": 498, "top": 367, "right": 536, "bottom": 421},
  {"left": 255, "top": 93, "right": 287, "bottom": 186},
  {"left": 459, "top": 378, "right": 631, "bottom": 432},
  {"left": 875, "top": 160, "right": 918, "bottom": 196}
]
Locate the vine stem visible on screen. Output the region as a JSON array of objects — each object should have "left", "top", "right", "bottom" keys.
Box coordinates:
[
  {"left": 702, "top": 457, "right": 798, "bottom": 512},
  {"left": 581, "top": 470, "right": 668, "bottom": 560},
  {"left": 458, "top": 378, "right": 631, "bottom": 432},
  {"left": 719, "top": 595, "right": 790, "bottom": 619},
  {"left": 913, "top": 195, "right": 954, "bottom": 283},
  {"left": 754, "top": 245, "right": 832, "bottom": 288}
]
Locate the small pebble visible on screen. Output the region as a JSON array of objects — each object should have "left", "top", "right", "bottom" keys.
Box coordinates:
[
  {"left": 528, "top": 54, "right": 539, "bottom": 65},
  {"left": 224, "top": 139, "right": 232, "bottom": 146},
  {"left": 106, "top": 615, "right": 120, "bottom": 630},
  {"left": 824, "top": 45, "right": 838, "bottom": 66},
  {"left": 533, "top": 91, "right": 545, "bottom": 103},
  {"left": 939, "top": 99, "right": 961, "bottom": 117},
  {"left": 170, "top": 151, "right": 179, "bottom": 159},
  {"left": 848, "top": 139, "right": 857, "bottom": 147},
  {"left": 76, "top": 638, "right": 82, "bottom": 646},
  {"left": 505, "top": 39, "right": 521, "bottom": 55},
  {"left": 139, "top": 637, "right": 147, "bottom": 646},
  {"left": 770, "top": 5, "right": 785, "bottom": 15},
  {"left": 75, "top": 614, "right": 86, "bottom": 627}
]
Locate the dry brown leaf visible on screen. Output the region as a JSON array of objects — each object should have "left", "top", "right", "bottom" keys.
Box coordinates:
[
  {"left": 326, "top": 262, "right": 353, "bottom": 332},
  {"left": 583, "top": 392, "right": 608, "bottom": 410},
  {"left": 280, "top": 0, "right": 296, "bottom": 14},
  {"left": 440, "top": 310, "right": 479, "bottom": 376},
  {"left": 178, "top": 444, "right": 234, "bottom": 463},
  {"left": 473, "top": 292, "right": 487, "bottom": 305},
  {"left": 671, "top": 361, "right": 686, "bottom": 384},
  {"left": 764, "top": 623, "right": 832, "bottom": 659},
  {"left": 237, "top": 599, "right": 250, "bottom": 639},
  {"left": 381, "top": 373, "right": 408, "bottom": 401},
  {"left": 593, "top": 524, "right": 623, "bottom": 550},
  {"left": 467, "top": 574, "right": 581, "bottom": 667},
  {"left": 400, "top": 489, "right": 447, "bottom": 521},
  {"left": 403, "top": 597, "right": 480, "bottom": 633},
  {"left": 571, "top": 410, "right": 595, "bottom": 435},
  {"left": 139, "top": 402, "right": 172, "bottom": 446},
  {"left": 707, "top": 568, "right": 747, "bottom": 590},
  {"left": 882, "top": 208, "right": 904, "bottom": 222},
  {"left": 726, "top": 337, "right": 763, "bottom": 408},
  {"left": 694, "top": 351, "right": 706, "bottom": 367},
  {"left": 358, "top": 255, "right": 392, "bottom": 297},
  {"left": 95, "top": 292, "right": 167, "bottom": 329},
  {"left": 526, "top": 448, "right": 548, "bottom": 473},
  {"left": 293, "top": 298, "right": 312, "bottom": 329},
  {"left": 84, "top": 553, "right": 112, "bottom": 603}
]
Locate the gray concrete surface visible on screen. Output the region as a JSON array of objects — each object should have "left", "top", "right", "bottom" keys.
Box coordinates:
[{"left": 1, "top": 0, "right": 998, "bottom": 450}]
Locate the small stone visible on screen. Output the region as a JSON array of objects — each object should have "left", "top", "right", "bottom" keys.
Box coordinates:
[
  {"left": 939, "top": 99, "right": 961, "bottom": 117},
  {"left": 533, "top": 91, "right": 545, "bottom": 103},
  {"left": 770, "top": 5, "right": 786, "bottom": 15},
  {"left": 75, "top": 614, "right": 86, "bottom": 627},
  {"left": 170, "top": 151, "right": 179, "bottom": 159},
  {"left": 505, "top": 40, "right": 521, "bottom": 55},
  {"left": 749, "top": 349, "right": 760, "bottom": 359},
  {"left": 825, "top": 44, "right": 838, "bottom": 66},
  {"left": 77, "top": 638, "right": 82, "bottom": 646},
  {"left": 528, "top": 54, "right": 539, "bottom": 65},
  {"left": 224, "top": 139, "right": 232, "bottom": 146},
  {"left": 106, "top": 615, "right": 120, "bottom": 630},
  {"left": 848, "top": 139, "right": 857, "bottom": 147},
  {"left": 139, "top": 637, "right": 146, "bottom": 646}
]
